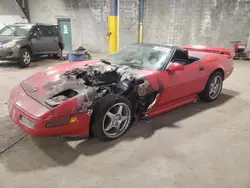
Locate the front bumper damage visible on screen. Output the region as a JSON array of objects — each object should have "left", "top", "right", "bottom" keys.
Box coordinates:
[
  {"left": 8, "top": 84, "right": 91, "bottom": 137},
  {"left": 43, "top": 63, "right": 158, "bottom": 118}
]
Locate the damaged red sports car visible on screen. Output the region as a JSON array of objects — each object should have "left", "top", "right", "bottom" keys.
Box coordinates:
[{"left": 8, "top": 44, "right": 234, "bottom": 141}]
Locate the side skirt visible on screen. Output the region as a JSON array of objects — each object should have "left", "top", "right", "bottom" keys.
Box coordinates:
[{"left": 143, "top": 95, "right": 198, "bottom": 119}]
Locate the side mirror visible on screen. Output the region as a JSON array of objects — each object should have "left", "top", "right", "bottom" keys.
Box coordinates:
[
  {"left": 32, "top": 33, "right": 39, "bottom": 39},
  {"left": 167, "top": 62, "right": 184, "bottom": 73}
]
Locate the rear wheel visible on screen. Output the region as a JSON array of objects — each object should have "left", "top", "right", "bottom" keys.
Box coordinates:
[
  {"left": 54, "top": 46, "right": 62, "bottom": 59},
  {"left": 19, "top": 48, "right": 31, "bottom": 67},
  {"left": 91, "top": 94, "right": 132, "bottom": 141},
  {"left": 200, "top": 72, "right": 223, "bottom": 102}
]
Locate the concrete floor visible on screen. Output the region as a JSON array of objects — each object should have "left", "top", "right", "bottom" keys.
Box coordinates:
[{"left": 0, "top": 58, "right": 250, "bottom": 188}]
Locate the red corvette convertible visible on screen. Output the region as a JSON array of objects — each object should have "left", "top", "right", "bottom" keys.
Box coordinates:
[{"left": 8, "top": 44, "right": 234, "bottom": 141}]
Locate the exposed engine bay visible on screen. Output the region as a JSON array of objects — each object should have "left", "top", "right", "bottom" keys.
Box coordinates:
[{"left": 44, "top": 62, "right": 158, "bottom": 117}]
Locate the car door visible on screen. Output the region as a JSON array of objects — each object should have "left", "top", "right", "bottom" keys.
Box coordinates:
[
  {"left": 155, "top": 49, "right": 207, "bottom": 108},
  {"left": 41, "top": 26, "right": 59, "bottom": 52},
  {"left": 30, "top": 26, "right": 48, "bottom": 54}
]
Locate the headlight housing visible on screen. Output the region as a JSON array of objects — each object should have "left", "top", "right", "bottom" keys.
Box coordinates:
[
  {"left": 20, "top": 115, "right": 36, "bottom": 128},
  {"left": 45, "top": 95, "right": 68, "bottom": 107},
  {"left": 2, "top": 41, "right": 16, "bottom": 48}
]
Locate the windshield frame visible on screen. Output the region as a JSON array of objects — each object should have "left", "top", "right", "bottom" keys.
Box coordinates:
[{"left": 103, "top": 43, "right": 175, "bottom": 71}]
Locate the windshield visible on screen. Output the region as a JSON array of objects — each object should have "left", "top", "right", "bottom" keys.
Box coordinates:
[
  {"left": 103, "top": 45, "right": 172, "bottom": 70},
  {"left": 0, "top": 25, "right": 32, "bottom": 36}
]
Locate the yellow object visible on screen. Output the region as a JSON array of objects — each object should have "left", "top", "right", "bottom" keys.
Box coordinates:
[
  {"left": 109, "top": 16, "right": 119, "bottom": 54},
  {"left": 69, "top": 116, "right": 78, "bottom": 124},
  {"left": 139, "top": 24, "right": 143, "bottom": 43}
]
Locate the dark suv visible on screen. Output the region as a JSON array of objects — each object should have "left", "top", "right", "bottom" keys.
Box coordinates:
[{"left": 0, "top": 23, "right": 64, "bottom": 67}]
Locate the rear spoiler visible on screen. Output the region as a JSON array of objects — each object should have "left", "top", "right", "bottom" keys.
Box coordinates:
[{"left": 182, "top": 45, "right": 235, "bottom": 58}]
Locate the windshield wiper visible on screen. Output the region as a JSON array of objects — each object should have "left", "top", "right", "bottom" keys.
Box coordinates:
[
  {"left": 100, "top": 59, "right": 112, "bottom": 65},
  {"left": 1, "top": 23, "right": 17, "bottom": 36}
]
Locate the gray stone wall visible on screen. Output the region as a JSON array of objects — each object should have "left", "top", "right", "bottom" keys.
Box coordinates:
[
  {"left": 0, "top": 0, "right": 28, "bottom": 29},
  {"left": 143, "top": 0, "right": 250, "bottom": 49},
  {"left": 28, "top": 0, "right": 250, "bottom": 51},
  {"left": 0, "top": 0, "right": 19, "bottom": 14},
  {"left": 28, "top": 0, "right": 139, "bottom": 52}
]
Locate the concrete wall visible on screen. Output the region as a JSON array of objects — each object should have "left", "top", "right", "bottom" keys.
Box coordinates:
[
  {"left": 27, "top": 0, "right": 250, "bottom": 52},
  {"left": 28, "top": 0, "right": 138, "bottom": 53},
  {"left": 0, "top": 0, "right": 27, "bottom": 29},
  {"left": 0, "top": 0, "right": 18, "bottom": 14},
  {"left": 143, "top": 0, "right": 250, "bottom": 49},
  {"left": 28, "top": 0, "right": 82, "bottom": 51}
]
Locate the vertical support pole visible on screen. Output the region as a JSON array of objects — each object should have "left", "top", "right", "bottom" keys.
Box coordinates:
[
  {"left": 139, "top": 0, "right": 144, "bottom": 43},
  {"left": 109, "top": 0, "right": 119, "bottom": 54}
]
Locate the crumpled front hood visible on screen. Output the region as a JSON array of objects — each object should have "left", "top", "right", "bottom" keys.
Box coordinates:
[
  {"left": 21, "top": 60, "right": 157, "bottom": 116},
  {"left": 43, "top": 60, "right": 155, "bottom": 81},
  {"left": 43, "top": 61, "right": 96, "bottom": 77}
]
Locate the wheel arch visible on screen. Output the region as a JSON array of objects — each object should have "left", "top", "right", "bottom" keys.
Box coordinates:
[
  {"left": 210, "top": 68, "right": 225, "bottom": 80},
  {"left": 203, "top": 67, "right": 225, "bottom": 90},
  {"left": 20, "top": 45, "right": 33, "bottom": 55}
]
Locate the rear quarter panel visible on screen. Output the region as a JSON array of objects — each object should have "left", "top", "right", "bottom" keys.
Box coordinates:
[
  {"left": 191, "top": 51, "right": 234, "bottom": 83},
  {"left": 219, "top": 56, "right": 234, "bottom": 80},
  {"left": 205, "top": 54, "right": 234, "bottom": 80}
]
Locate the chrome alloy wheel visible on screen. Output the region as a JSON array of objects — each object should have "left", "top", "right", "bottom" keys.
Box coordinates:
[
  {"left": 102, "top": 103, "right": 131, "bottom": 139},
  {"left": 209, "top": 75, "right": 222, "bottom": 99},
  {"left": 23, "top": 51, "right": 31, "bottom": 64},
  {"left": 57, "top": 48, "right": 62, "bottom": 57}
]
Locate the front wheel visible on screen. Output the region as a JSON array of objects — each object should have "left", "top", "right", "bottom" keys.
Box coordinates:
[
  {"left": 19, "top": 48, "right": 31, "bottom": 67},
  {"left": 91, "top": 94, "right": 132, "bottom": 141},
  {"left": 200, "top": 72, "right": 223, "bottom": 102}
]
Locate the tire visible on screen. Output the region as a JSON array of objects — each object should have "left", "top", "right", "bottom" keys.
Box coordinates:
[
  {"left": 243, "top": 51, "right": 250, "bottom": 60},
  {"left": 199, "top": 71, "right": 223, "bottom": 102},
  {"left": 54, "top": 47, "right": 62, "bottom": 59},
  {"left": 19, "top": 48, "right": 31, "bottom": 67},
  {"left": 91, "top": 94, "right": 133, "bottom": 141}
]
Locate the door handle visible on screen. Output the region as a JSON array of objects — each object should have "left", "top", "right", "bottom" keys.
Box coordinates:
[{"left": 199, "top": 66, "right": 204, "bottom": 71}]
